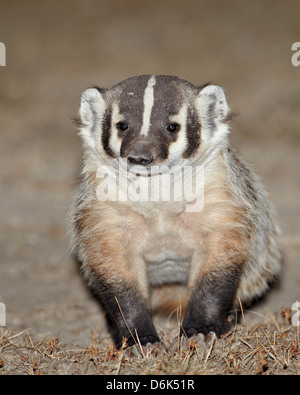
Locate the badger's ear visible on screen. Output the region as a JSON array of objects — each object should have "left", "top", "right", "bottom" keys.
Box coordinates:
[
  {"left": 78, "top": 87, "right": 107, "bottom": 150},
  {"left": 196, "top": 85, "right": 230, "bottom": 140}
]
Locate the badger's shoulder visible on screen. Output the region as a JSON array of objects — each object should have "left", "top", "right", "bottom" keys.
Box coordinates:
[{"left": 223, "top": 146, "right": 269, "bottom": 209}]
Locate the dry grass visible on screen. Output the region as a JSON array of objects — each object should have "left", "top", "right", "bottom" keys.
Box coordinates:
[{"left": 0, "top": 309, "right": 299, "bottom": 375}]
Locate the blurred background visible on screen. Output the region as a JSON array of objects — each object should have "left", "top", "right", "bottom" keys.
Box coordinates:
[{"left": 0, "top": 0, "right": 299, "bottom": 347}]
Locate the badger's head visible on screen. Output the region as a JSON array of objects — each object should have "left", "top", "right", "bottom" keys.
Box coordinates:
[{"left": 78, "top": 75, "right": 231, "bottom": 174}]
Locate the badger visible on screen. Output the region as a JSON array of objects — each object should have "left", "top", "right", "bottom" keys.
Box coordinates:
[{"left": 70, "top": 75, "right": 282, "bottom": 351}]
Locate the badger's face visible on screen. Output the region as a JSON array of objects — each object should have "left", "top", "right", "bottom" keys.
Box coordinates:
[{"left": 79, "top": 75, "right": 230, "bottom": 173}]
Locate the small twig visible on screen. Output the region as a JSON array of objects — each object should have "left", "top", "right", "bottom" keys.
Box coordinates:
[
  {"left": 134, "top": 329, "right": 145, "bottom": 357},
  {"left": 204, "top": 333, "right": 216, "bottom": 365},
  {"left": 238, "top": 298, "right": 248, "bottom": 335},
  {"left": 115, "top": 338, "right": 127, "bottom": 375},
  {"left": 238, "top": 337, "right": 254, "bottom": 350},
  {"left": 115, "top": 297, "right": 143, "bottom": 355},
  {"left": 265, "top": 309, "right": 281, "bottom": 332},
  {"left": 259, "top": 342, "right": 284, "bottom": 368},
  {"left": 7, "top": 328, "right": 31, "bottom": 341}
]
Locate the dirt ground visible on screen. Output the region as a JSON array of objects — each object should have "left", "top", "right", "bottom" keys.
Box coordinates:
[{"left": 0, "top": 0, "right": 300, "bottom": 375}]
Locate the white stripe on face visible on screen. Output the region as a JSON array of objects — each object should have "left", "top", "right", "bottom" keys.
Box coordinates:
[{"left": 140, "top": 76, "right": 156, "bottom": 136}]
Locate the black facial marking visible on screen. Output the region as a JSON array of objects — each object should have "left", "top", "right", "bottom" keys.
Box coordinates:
[
  {"left": 158, "top": 139, "right": 171, "bottom": 160},
  {"left": 183, "top": 107, "right": 201, "bottom": 159},
  {"left": 101, "top": 108, "right": 115, "bottom": 158}
]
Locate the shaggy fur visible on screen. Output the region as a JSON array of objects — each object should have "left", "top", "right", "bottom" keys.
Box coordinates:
[{"left": 70, "top": 75, "right": 282, "bottom": 348}]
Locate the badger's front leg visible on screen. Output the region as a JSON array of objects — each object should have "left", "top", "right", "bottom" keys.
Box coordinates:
[
  {"left": 77, "top": 217, "right": 160, "bottom": 349},
  {"left": 181, "top": 231, "right": 247, "bottom": 339},
  {"left": 91, "top": 273, "right": 160, "bottom": 349},
  {"left": 182, "top": 263, "right": 243, "bottom": 338}
]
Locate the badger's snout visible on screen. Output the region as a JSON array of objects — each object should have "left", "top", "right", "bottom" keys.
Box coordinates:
[
  {"left": 127, "top": 153, "right": 153, "bottom": 166},
  {"left": 127, "top": 147, "right": 154, "bottom": 166},
  {"left": 123, "top": 141, "right": 159, "bottom": 167}
]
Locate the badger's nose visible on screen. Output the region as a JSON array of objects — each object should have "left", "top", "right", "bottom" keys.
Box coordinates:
[
  {"left": 125, "top": 142, "right": 157, "bottom": 166},
  {"left": 127, "top": 153, "right": 154, "bottom": 166}
]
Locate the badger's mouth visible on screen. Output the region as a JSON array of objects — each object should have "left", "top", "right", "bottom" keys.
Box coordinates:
[
  {"left": 120, "top": 162, "right": 166, "bottom": 177},
  {"left": 118, "top": 157, "right": 189, "bottom": 178}
]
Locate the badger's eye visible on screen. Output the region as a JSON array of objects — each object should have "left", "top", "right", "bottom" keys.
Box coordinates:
[
  {"left": 116, "top": 121, "right": 128, "bottom": 132},
  {"left": 166, "top": 123, "right": 180, "bottom": 133}
]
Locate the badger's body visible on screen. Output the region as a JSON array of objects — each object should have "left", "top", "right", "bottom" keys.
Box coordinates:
[{"left": 70, "top": 75, "right": 282, "bottom": 349}]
